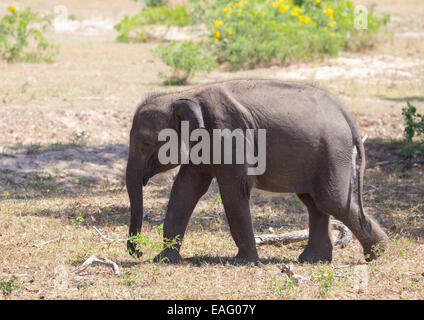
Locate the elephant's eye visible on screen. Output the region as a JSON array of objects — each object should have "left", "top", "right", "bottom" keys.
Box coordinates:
[{"left": 142, "top": 140, "right": 154, "bottom": 148}]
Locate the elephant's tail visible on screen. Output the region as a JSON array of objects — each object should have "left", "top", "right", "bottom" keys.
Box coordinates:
[
  {"left": 353, "top": 131, "right": 371, "bottom": 235},
  {"left": 339, "top": 106, "right": 371, "bottom": 235}
]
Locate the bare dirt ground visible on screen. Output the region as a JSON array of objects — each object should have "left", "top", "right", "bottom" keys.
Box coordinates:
[{"left": 0, "top": 0, "right": 423, "bottom": 300}]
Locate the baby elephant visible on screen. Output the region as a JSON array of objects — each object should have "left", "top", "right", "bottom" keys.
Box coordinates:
[{"left": 126, "top": 79, "right": 388, "bottom": 264}]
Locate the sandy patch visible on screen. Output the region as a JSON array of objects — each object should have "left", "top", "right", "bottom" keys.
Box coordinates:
[
  {"left": 0, "top": 144, "right": 176, "bottom": 192},
  {"left": 0, "top": 144, "right": 128, "bottom": 190}
]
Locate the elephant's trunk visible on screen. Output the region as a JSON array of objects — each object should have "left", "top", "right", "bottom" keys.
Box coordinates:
[{"left": 126, "top": 155, "right": 144, "bottom": 258}]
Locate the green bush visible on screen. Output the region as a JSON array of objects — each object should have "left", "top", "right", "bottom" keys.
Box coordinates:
[
  {"left": 114, "top": 5, "right": 192, "bottom": 42},
  {"left": 153, "top": 41, "right": 217, "bottom": 85},
  {"left": 0, "top": 6, "right": 57, "bottom": 62},
  {"left": 401, "top": 101, "right": 424, "bottom": 158},
  {"left": 207, "top": 0, "right": 387, "bottom": 70}
]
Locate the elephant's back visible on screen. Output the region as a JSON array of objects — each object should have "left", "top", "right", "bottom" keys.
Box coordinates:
[{"left": 216, "top": 80, "right": 354, "bottom": 193}]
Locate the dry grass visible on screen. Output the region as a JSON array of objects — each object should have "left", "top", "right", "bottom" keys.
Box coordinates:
[{"left": 1, "top": 0, "right": 424, "bottom": 300}]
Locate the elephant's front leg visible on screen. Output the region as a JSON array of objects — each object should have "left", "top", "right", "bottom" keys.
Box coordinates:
[
  {"left": 153, "top": 166, "right": 212, "bottom": 263},
  {"left": 217, "top": 171, "right": 259, "bottom": 264}
]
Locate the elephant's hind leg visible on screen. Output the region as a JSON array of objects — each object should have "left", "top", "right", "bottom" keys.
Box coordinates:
[
  {"left": 312, "top": 167, "right": 389, "bottom": 262},
  {"left": 297, "top": 193, "right": 333, "bottom": 263}
]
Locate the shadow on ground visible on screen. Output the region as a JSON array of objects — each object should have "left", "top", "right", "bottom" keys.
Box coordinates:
[{"left": 2, "top": 139, "right": 423, "bottom": 240}]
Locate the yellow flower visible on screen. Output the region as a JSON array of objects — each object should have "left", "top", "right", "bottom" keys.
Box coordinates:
[
  {"left": 214, "top": 38, "right": 219, "bottom": 43},
  {"left": 329, "top": 15, "right": 333, "bottom": 20},
  {"left": 330, "top": 21, "right": 336, "bottom": 28},
  {"left": 279, "top": 4, "right": 290, "bottom": 12},
  {"left": 8, "top": 5, "right": 16, "bottom": 13},
  {"left": 215, "top": 31, "right": 221, "bottom": 39},
  {"left": 35, "top": 35, "right": 41, "bottom": 41},
  {"left": 224, "top": 7, "right": 232, "bottom": 16},
  {"left": 227, "top": 29, "right": 233, "bottom": 35},
  {"left": 214, "top": 20, "right": 224, "bottom": 27},
  {"left": 316, "top": 0, "right": 321, "bottom": 3},
  {"left": 304, "top": 16, "right": 311, "bottom": 24}
]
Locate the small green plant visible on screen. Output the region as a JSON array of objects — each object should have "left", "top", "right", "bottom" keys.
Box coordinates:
[
  {"left": 216, "top": 216, "right": 225, "bottom": 225},
  {"left": 127, "top": 224, "right": 179, "bottom": 262},
  {"left": 77, "top": 279, "right": 90, "bottom": 290},
  {"left": 114, "top": 5, "right": 192, "bottom": 42},
  {"left": 153, "top": 40, "right": 217, "bottom": 85},
  {"left": 68, "top": 130, "right": 88, "bottom": 147},
  {"left": 0, "top": 276, "right": 20, "bottom": 297},
  {"left": 119, "top": 270, "right": 144, "bottom": 287},
  {"left": 0, "top": 6, "right": 57, "bottom": 62},
  {"left": 71, "top": 215, "right": 85, "bottom": 227},
  {"left": 27, "top": 171, "right": 61, "bottom": 194},
  {"left": 401, "top": 101, "right": 424, "bottom": 158},
  {"left": 315, "top": 268, "right": 336, "bottom": 298},
  {"left": 274, "top": 278, "right": 297, "bottom": 297}
]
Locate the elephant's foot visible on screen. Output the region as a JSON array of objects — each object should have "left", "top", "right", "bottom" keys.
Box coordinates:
[
  {"left": 362, "top": 236, "right": 389, "bottom": 262},
  {"left": 153, "top": 249, "right": 182, "bottom": 264},
  {"left": 231, "top": 250, "right": 260, "bottom": 266},
  {"left": 298, "top": 245, "right": 332, "bottom": 264},
  {"left": 127, "top": 240, "right": 143, "bottom": 259},
  {"left": 359, "top": 219, "right": 389, "bottom": 262}
]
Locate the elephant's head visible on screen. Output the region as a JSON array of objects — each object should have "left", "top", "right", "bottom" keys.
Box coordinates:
[{"left": 126, "top": 96, "right": 205, "bottom": 257}]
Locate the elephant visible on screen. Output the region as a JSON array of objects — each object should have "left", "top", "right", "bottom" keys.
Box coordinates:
[{"left": 126, "top": 79, "right": 389, "bottom": 264}]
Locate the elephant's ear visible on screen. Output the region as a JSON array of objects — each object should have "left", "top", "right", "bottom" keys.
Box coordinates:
[{"left": 172, "top": 99, "right": 205, "bottom": 132}]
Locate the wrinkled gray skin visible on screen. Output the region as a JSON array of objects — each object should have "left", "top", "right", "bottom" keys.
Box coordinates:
[{"left": 126, "top": 79, "right": 388, "bottom": 264}]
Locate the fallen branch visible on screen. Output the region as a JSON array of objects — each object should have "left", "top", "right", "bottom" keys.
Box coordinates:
[
  {"left": 255, "top": 220, "right": 352, "bottom": 248},
  {"left": 331, "top": 220, "right": 353, "bottom": 248},
  {"left": 71, "top": 255, "right": 121, "bottom": 276}
]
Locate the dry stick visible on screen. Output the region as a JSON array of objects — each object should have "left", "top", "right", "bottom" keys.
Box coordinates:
[
  {"left": 31, "top": 236, "right": 64, "bottom": 248},
  {"left": 254, "top": 220, "right": 353, "bottom": 248},
  {"left": 71, "top": 255, "right": 121, "bottom": 276},
  {"left": 92, "top": 210, "right": 149, "bottom": 243},
  {"left": 92, "top": 226, "right": 126, "bottom": 243}
]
